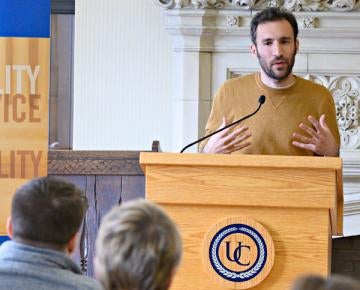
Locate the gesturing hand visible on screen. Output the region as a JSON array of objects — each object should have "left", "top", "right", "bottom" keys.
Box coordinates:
[
  {"left": 203, "top": 117, "right": 251, "bottom": 154},
  {"left": 292, "top": 114, "right": 339, "bottom": 156}
]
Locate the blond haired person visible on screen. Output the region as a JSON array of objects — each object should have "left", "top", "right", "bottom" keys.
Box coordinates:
[
  {"left": 291, "top": 274, "right": 360, "bottom": 290},
  {"left": 95, "top": 199, "right": 182, "bottom": 290}
]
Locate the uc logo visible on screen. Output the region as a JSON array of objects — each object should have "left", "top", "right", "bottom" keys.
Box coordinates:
[
  {"left": 203, "top": 217, "right": 274, "bottom": 289},
  {"left": 209, "top": 224, "right": 267, "bottom": 282}
]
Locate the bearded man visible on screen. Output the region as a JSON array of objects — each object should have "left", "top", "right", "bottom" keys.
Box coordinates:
[{"left": 200, "top": 7, "right": 340, "bottom": 156}]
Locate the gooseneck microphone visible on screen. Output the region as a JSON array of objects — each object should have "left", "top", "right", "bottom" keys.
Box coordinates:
[{"left": 180, "top": 95, "right": 266, "bottom": 153}]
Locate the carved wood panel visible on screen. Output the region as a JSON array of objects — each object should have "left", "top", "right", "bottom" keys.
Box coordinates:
[{"left": 47, "top": 150, "right": 146, "bottom": 276}]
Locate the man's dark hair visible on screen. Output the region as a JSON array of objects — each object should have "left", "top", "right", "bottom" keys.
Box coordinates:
[
  {"left": 11, "top": 177, "right": 88, "bottom": 247},
  {"left": 250, "top": 7, "right": 299, "bottom": 45}
]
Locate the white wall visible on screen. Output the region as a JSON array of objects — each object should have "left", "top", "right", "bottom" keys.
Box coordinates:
[{"left": 73, "top": 0, "right": 173, "bottom": 150}]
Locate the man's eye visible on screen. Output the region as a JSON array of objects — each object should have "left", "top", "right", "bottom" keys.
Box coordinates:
[{"left": 263, "top": 41, "right": 272, "bottom": 46}]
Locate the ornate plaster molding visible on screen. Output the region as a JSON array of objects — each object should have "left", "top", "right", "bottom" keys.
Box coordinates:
[
  {"left": 154, "top": 0, "right": 360, "bottom": 11},
  {"left": 300, "top": 16, "right": 317, "bottom": 28},
  {"left": 227, "top": 15, "right": 242, "bottom": 27},
  {"left": 306, "top": 75, "right": 360, "bottom": 150}
]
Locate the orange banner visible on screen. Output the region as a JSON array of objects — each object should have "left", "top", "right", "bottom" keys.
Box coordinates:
[{"left": 0, "top": 38, "right": 49, "bottom": 234}]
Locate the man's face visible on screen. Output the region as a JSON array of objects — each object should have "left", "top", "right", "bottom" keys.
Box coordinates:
[{"left": 251, "top": 20, "right": 298, "bottom": 82}]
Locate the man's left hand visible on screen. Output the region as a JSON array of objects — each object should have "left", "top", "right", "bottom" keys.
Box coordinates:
[{"left": 292, "top": 114, "right": 339, "bottom": 157}]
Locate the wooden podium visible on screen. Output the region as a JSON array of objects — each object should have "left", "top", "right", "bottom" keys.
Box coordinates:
[{"left": 140, "top": 152, "right": 343, "bottom": 290}]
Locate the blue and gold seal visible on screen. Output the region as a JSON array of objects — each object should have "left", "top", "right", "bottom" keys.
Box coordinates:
[{"left": 203, "top": 216, "right": 275, "bottom": 289}]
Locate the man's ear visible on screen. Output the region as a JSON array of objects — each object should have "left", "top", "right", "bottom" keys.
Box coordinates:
[
  {"left": 67, "top": 233, "right": 77, "bottom": 254},
  {"left": 6, "top": 216, "right": 13, "bottom": 238},
  {"left": 251, "top": 44, "right": 257, "bottom": 57}
]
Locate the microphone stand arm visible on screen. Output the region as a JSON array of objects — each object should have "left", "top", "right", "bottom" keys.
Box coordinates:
[{"left": 180, "top": 101, "right": 263, "bottom": 153}]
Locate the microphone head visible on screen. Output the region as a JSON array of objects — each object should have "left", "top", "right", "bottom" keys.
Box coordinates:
[{"left": 258, "top": 95, "right": 266, "bottom": 104}]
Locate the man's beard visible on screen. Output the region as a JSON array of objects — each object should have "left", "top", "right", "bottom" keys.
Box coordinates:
[{"left": 257, "top": 49, "right": 296, "bottom": 81}]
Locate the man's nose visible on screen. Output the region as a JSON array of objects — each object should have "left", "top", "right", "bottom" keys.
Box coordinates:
[{"left": 273, "top": 42, "right": 283, "bottom": 57}]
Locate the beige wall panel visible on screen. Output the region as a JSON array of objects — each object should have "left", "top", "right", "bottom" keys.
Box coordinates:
[
  {"left": 74, "top": 0, "right": 173, "bottom": 150},
  {"left": 308, "top": 53, "right": 360, "bottom": 75}
]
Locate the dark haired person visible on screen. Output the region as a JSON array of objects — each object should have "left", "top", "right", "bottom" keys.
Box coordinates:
[
  {"left": 0, "top": 177, "right": 102, "bottom": 290},
  {"left": 200, "top": 7, "right": 340, "bottom": 156}
]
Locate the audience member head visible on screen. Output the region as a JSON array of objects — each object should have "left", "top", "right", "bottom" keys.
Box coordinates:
[
  {"left": 291, "top": 274, "right": 360, "bottom": 290},
  {"left": 95, "top": 199, "right": 182, "bottom": 290},
  {"left": 250, "top": 7, "right": 299, "bottom": 46},
  {"left": 7, "top": 177, "right": 88, "bottom": 252}
]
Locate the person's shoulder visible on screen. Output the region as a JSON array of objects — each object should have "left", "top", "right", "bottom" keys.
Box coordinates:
[
  {"left": 71, "top": 274, "right": 103, "bottom": 290},
  {"left": 213, "top": 73, "right": 256, "bottom": 101},
  {"left": 295, "top": 75, "right": 331, "bottom": 94},
  {"left": 56, "top": 257, "right": 102, "bottom": 290},
  {"left": 295, "top": 75, "right": 334, "bottom": 103},
  {"left": 222, "top": 73, "right": 256, "bottom": 88}
]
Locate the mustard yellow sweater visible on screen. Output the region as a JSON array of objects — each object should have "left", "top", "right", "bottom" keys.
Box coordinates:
[{"left": 200, "top": 73, "right": 340, "bottom": 156}]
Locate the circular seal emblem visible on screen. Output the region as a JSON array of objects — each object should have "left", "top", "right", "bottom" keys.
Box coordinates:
[{"left": 202, "top": 216, "right": 275, "bottom": 289}]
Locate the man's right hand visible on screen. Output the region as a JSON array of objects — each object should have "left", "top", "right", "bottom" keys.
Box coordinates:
[{"left": 202, "top": 117, "right": 251, "bottom": 154}]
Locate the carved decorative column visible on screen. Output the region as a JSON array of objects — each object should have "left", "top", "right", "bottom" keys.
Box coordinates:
[{"left": 154, "top": 0, "right": 360, "bottom": 236}]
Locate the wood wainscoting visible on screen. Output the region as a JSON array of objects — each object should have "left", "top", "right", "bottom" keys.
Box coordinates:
[{"left": 48, "top": 150, "right": 149, "bottom": 276}]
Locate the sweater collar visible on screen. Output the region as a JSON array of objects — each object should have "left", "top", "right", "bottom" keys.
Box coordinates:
[{"left": 255, "top": 72, "right": 300, "bottom": 95}]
